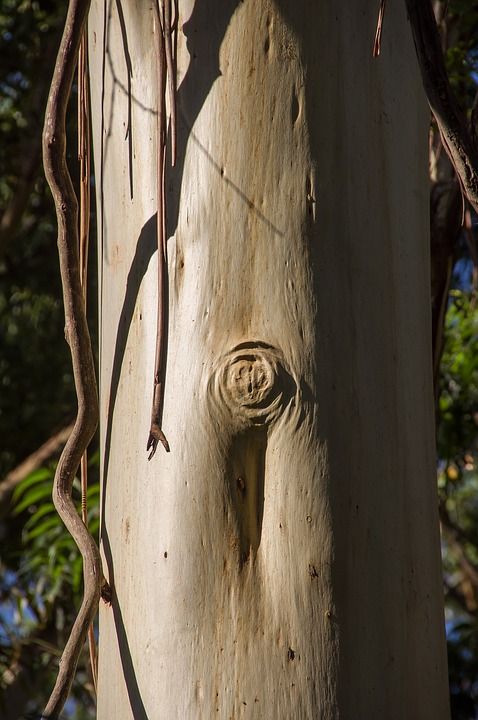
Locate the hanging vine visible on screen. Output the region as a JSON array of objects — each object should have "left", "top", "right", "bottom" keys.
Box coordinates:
[
  {"left": 78, "top": 20, "right": 99, "bottom": 691},
  {"left": 41, "top": 0, "right": 106, "bottom": 716}
]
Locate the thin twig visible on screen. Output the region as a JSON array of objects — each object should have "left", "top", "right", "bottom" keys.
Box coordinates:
[
  {"left": 42, "top": 0, "right": 106, "bottom": 716},
  {"left": 164, "top": 0, "right": 176, "bottom": 166}
]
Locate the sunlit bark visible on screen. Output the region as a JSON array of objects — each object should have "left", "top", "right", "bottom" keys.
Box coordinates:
[{"left": 89, "top": 1, "right": 449, "bottom": 717}]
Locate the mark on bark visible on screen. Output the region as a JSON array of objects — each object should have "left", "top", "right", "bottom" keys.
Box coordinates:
[
  {"left": 308, "top": 563, "right": 319, "bottom": 578},
  {"left": 207, "top": 341, "right": 298, "bottom": 567},
  {"left": 306, "top": 172, "right": 316, "bottom": 220},
  {"left": 207, "top": 341, "right": 296, "bottom": 431},
  {"left": 236, "top": 476, "right": 246, "bottom": 494},
  {"left": 228, "top": 427, "right": 267, "bottom": 566}
]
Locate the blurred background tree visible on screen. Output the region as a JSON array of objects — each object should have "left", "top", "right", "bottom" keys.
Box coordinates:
[{"left": 0, "top": 1, "right": 477, "bottom": 718}]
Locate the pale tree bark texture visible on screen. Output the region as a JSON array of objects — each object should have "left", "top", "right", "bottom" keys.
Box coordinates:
[{"left": 88, "top": 1, "right": 449, "bottom": 717}]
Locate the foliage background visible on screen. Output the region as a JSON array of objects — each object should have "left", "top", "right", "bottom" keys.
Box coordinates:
[{"left": 0, "top": 1, "right": 477, "bottom": 718}]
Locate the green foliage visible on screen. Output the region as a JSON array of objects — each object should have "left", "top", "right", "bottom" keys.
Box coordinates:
[
  {"left": 0, "top": 455, "right": 99, "bottom": 718},
  {"left": 437, "top": 289, "right": 478, "bottom": 713},
  {"left": 438, "top": 291, "right": 478, "bottom": 462},
  {"left": 0, "top": 0, "right": 64, "bottom": 217},
  {"left": 12, "top": 456, "right": 100, "bottom": 604},
  {"left": 436, "top": 13, "right": 478, "bottom": 705},
  {"left": 0, "top": 279, "right": 75, "bottom": 476}
]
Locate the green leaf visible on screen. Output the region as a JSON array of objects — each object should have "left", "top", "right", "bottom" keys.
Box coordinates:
[
  {"left": 13, "top": 482, "right": 52, "bottom": 515},
  {"left": 72, "top": 556, "right": 83, "bottom": 593},
  {"left": 87, "top": 481, "right": 100, "bottom": 499},
  {"left": 88, "top": 517, "right": 100, "bottom": 537},
  {"left": 23, "top": 502, "right": 56, "bottom": 530},
  {"left": 11, "top": 466, "right": 52, "bottom": 503},
  {"left": 24, "top": 516, "right": 62, "bottom": 542}
]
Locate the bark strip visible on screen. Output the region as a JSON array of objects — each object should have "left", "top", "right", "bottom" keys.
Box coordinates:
[{"left": 147, "top": 0, "right": 177, "bottom": 458}]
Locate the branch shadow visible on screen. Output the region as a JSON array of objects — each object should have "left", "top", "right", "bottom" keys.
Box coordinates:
[
  {"left": 100, "top": 214, "right": 156, "bottom": 719},
  {"left": 101, "top": 529, "right": 149, "bottom": 720},
  {"left": 115, "top": 0, "right": 134, "bottom": 199}
]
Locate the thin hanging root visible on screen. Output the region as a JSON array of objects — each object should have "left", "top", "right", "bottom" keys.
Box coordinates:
[
  {"left": 147, "top": 0, "right": 177, "bottom": 459},
  {"left": 42, "top": 0, "right": 107, "bottom": 716},
  {"left": 373, "top": 0, "right": 386, "bottom": 57},
  {"left": 164, "top": 0, "right": 176, "bottom": 166}
]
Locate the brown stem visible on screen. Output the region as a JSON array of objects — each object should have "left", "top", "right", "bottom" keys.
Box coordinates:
[
  {"left": 41, "top": 1, "right": 105, "bottom": 716},
  {"left": 164, "top": 0, "right": 176, "bottom": 165}
]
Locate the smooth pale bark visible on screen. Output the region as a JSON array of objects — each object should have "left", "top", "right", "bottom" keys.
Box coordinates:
[{"left": 88, "top": 1, "right": 449, "bottom": 718}]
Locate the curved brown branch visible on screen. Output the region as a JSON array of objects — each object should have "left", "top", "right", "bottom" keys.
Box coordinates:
[
  {"left": 41, "top": 1, "right": 104, "bottom": 716},
  {"left": 405, "top": 0, "right": 478, "bottom": 213}
]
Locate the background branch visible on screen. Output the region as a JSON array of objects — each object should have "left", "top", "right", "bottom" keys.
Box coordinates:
[
  {"left": 0, "top": 423, "right": 73, "bottom": 520},
  {"left": 406, "top": 0, "right": 478, "bottom": 213}
]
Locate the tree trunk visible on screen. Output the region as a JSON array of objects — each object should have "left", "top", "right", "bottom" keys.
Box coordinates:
[{"left": 88, "top": 1, "right": 450, "bottom": 717}]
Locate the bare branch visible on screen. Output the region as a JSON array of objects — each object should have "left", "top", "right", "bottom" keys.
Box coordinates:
[{"left": 405, "top": 0, "right": 478, "bottom": 213}]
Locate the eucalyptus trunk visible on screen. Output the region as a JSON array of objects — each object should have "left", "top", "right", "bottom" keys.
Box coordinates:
[{"left": 88, "top": 0, "right": 449, "bottom": 717}]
